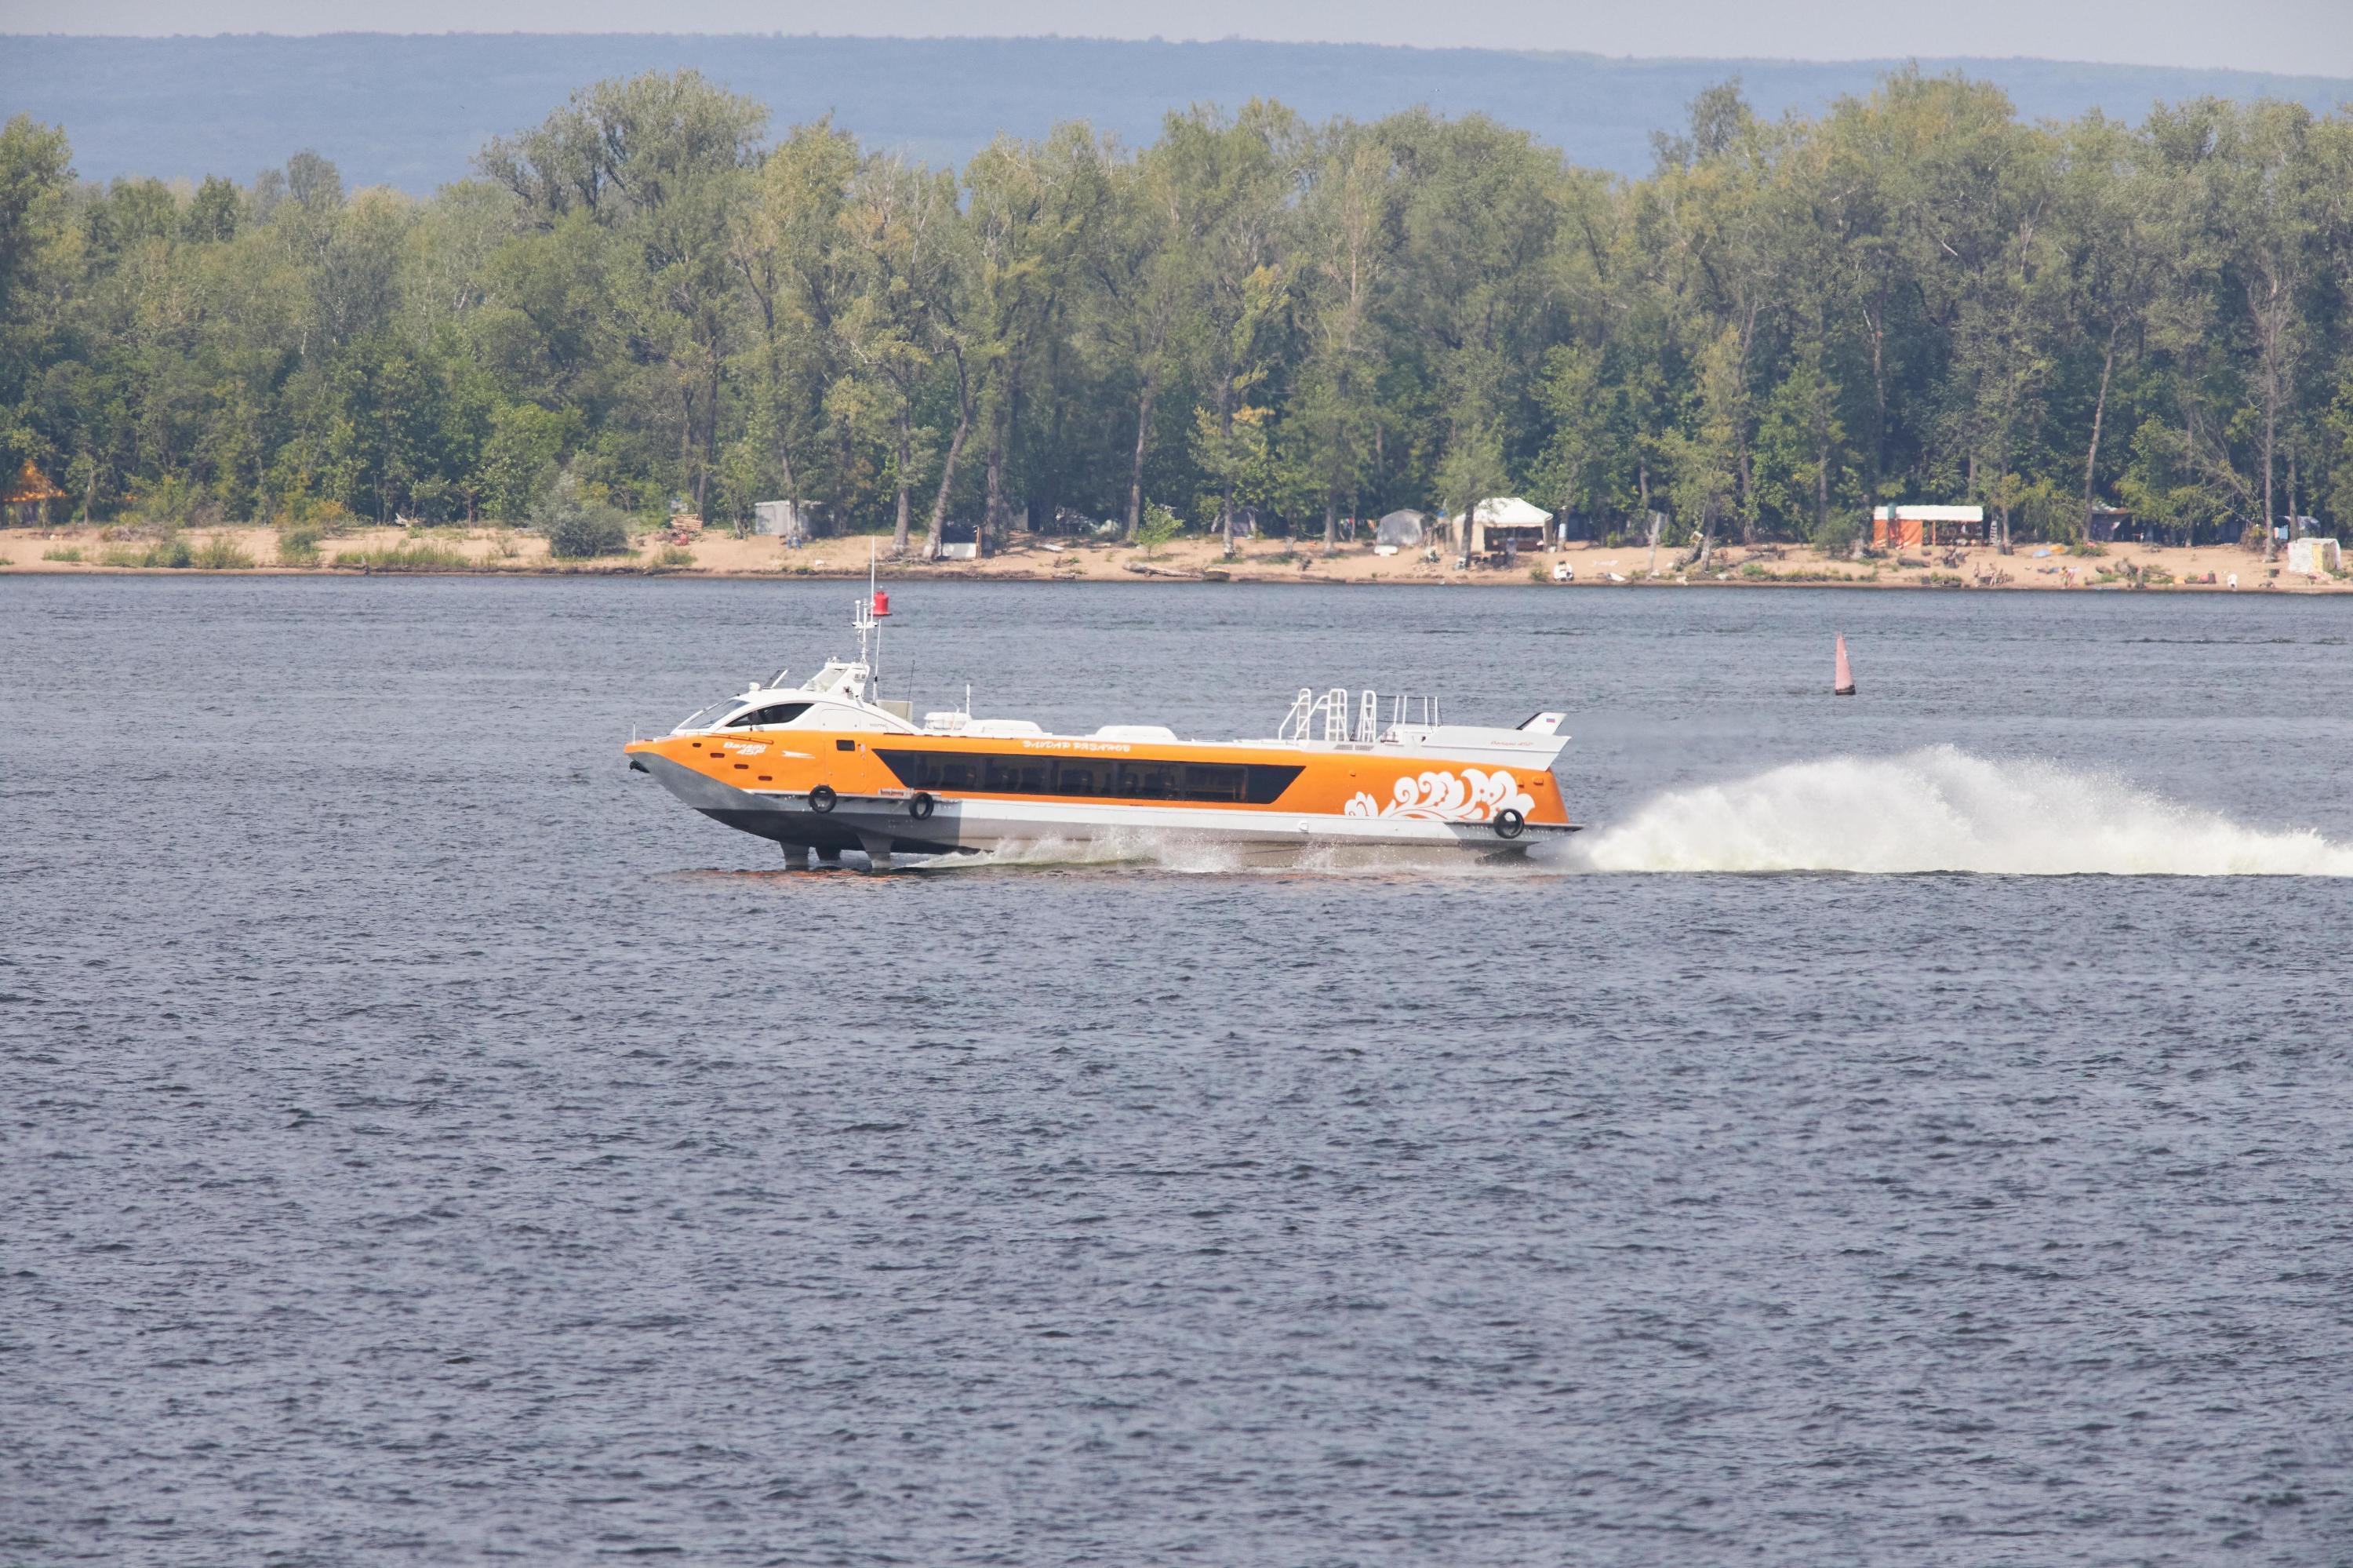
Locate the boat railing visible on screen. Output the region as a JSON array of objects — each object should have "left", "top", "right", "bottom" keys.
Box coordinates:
[{"left": 1278, "top": 688, "right": 1442, "bottom": 744}]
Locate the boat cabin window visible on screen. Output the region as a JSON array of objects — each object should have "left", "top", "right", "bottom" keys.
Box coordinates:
[
  {"left": 677, "top": 699, "right": 745, "bottom": 732},
  {"left": 875, "top": 748, "right": 1300, "bottom": 805},
  {"left": 726, "top": 701, "right": 814, "bottom": 729}
]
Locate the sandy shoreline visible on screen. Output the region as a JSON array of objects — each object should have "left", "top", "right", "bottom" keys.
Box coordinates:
[{"left": 5, "top": 523, "right": 2347, "bottom": 593}]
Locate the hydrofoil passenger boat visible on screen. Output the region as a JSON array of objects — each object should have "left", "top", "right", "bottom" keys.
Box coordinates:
[{"left": 625, "top": 585, "right": 1577, "bottom": 867}]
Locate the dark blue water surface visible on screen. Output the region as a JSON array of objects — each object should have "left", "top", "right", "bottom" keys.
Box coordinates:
[{"left": 5, "top": 576, "right": 2351, "bottom": 1566}]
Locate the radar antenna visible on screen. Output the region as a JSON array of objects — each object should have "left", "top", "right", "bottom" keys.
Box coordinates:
[{"left": 852, "top": 540, "right": 884, "bottom": 700}]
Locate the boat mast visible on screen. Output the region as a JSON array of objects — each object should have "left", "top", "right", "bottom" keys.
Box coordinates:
[{"left": 853, "top": 539, "right": 882, "bottom": 701}]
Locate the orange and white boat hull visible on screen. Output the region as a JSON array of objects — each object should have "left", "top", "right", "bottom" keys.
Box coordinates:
[{"left": 627, "top": 736, "right": 1576, "bottom": 861}]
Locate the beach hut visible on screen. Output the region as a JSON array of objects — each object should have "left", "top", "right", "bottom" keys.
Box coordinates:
[
  {"left": 753, "top": 499, "right": 817, "bottom": 542},
  {"left": 2086, "top": 504, "right": 2138, "bottom": 544},
  {"left": 1871, "top": 504, "right": 1984, "bottom": 550},
  {"left": 3, "top": 460, "right": 65, "bottom": 527},
  {"left": 1449, "top": 497, "right": 1554, "bottom": 557},
  {"left": 937, "top": 519, "right": 978, "bottom": 560},
  {"left": 2286, "top": 537, "right": 2341, "bottom": 577},
  {"left": 1375, "top": 509, "right": 1427, "bottom": 548}
]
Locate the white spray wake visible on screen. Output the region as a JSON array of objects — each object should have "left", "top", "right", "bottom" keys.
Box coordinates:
[
  {"left": 1576, "top": 745, "right": 2353, "bottom": 877},
  {"left": 917, "top": 828, "right": 1544, "bottom": 879}
]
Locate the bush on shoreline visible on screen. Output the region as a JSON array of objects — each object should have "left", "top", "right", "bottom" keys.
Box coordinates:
[
  {"left": 99, "top": 535, "right": 194, "bottom": 569},
  {"left": 548, "top": 513, "right": 632, "bottom": 559},
  {"left": 332, "top": 541, "right": 476, "bottom": 572},
  {"left": 191, "top": 534, "right": 253, "bottom": 569},
  {"left": 536, "top": 465, "right": 635, "bottom": 560},
  {"left": 276, "top": 524, "right": 323, "bottom": 566}
]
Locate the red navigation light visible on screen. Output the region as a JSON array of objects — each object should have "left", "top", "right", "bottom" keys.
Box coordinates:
[{"left": 871, "top": 590, "right": 891, "bottom": 617}]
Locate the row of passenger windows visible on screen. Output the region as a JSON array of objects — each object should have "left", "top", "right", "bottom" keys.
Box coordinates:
[{"left": 874, "top": 749, "right": 1302, "bottom": 804}]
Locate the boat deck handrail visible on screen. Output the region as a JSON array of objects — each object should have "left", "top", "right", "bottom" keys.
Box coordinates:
[{"left": 1277, "top": 688, "right": 1442, "bottom": 744}]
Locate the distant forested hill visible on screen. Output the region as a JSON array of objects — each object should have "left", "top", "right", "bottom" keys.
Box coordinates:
[{"left": 3, "top": 33, "right": 2349, "bottom": 190}]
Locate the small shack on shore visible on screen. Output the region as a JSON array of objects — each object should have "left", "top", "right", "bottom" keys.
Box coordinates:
[
  {"left": 1871, "top": 504, "right": 1984, "bottom": 550},
  {"left": 2086, "top": 505, "right": 2140, "bottom": 544},
  {"left": 4, "top": 460, "right": 66, "bottom": 527},
  {"left": 2287, "top": 537, "right": 2342, "bottom": 577},
  {"left": 1449, "top": 496, "right": 1555, "bottom": 556},
  {"left": 753, "top": 499, "right": 816, "bottom": 542}
]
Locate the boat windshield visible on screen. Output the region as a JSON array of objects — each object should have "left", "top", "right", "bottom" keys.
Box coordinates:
[
  {"left": 675, "top": 699, "right": 745, "bottom": 733},
  {"left": 726, "top": 701, "right": 813, "bottom": 729}
]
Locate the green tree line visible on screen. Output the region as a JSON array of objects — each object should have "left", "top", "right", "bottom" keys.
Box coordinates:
[{"left": 4, "top": 68, "right": 2352, "bottom": 557}]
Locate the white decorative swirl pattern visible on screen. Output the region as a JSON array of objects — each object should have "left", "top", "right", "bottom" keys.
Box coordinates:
[{"left": 1344, "top": 767, "right": 1535, "bottom": 823}]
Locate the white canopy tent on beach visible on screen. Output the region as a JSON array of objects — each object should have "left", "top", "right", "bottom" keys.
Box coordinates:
[{"left": 1444, "top": 496, "right": 1554, "bottom": 554}]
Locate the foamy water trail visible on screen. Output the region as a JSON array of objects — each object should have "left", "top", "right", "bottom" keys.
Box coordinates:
[
  {"left": 923, "top": 829, "right": 1548, "bottom": 878},
  {"left": 1575, "top": 745, "right": 2353, "bottom": 876}
]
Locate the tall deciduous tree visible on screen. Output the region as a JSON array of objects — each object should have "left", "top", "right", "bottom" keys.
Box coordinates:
[
  {"left": 835, "top": 154, "right": 961, "bottom": 555},
  {"left": 481, "top": 70, "right": 766, "bottom": 519},
  {"left": 1162, "top": 102, "right": 1302, "bottom": 554},
  {"left": 2219, "top": 101, "right": 2323, "bottom": 558},
  {"left": 731, "top": 118, "right": 856, "bottom": 530},
  {"left": 1289, "top": 128, "right": 1395, "bottom": 552}
]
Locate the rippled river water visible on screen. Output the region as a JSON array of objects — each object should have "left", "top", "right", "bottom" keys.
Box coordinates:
[{"left": 6, "top": 576, "right": 2352, "bottom": 1566}]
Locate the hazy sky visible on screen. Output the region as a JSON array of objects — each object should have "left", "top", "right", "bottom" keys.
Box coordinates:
[{"left": 10, "top": 0, "right": 2351, "bottom": 78}]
